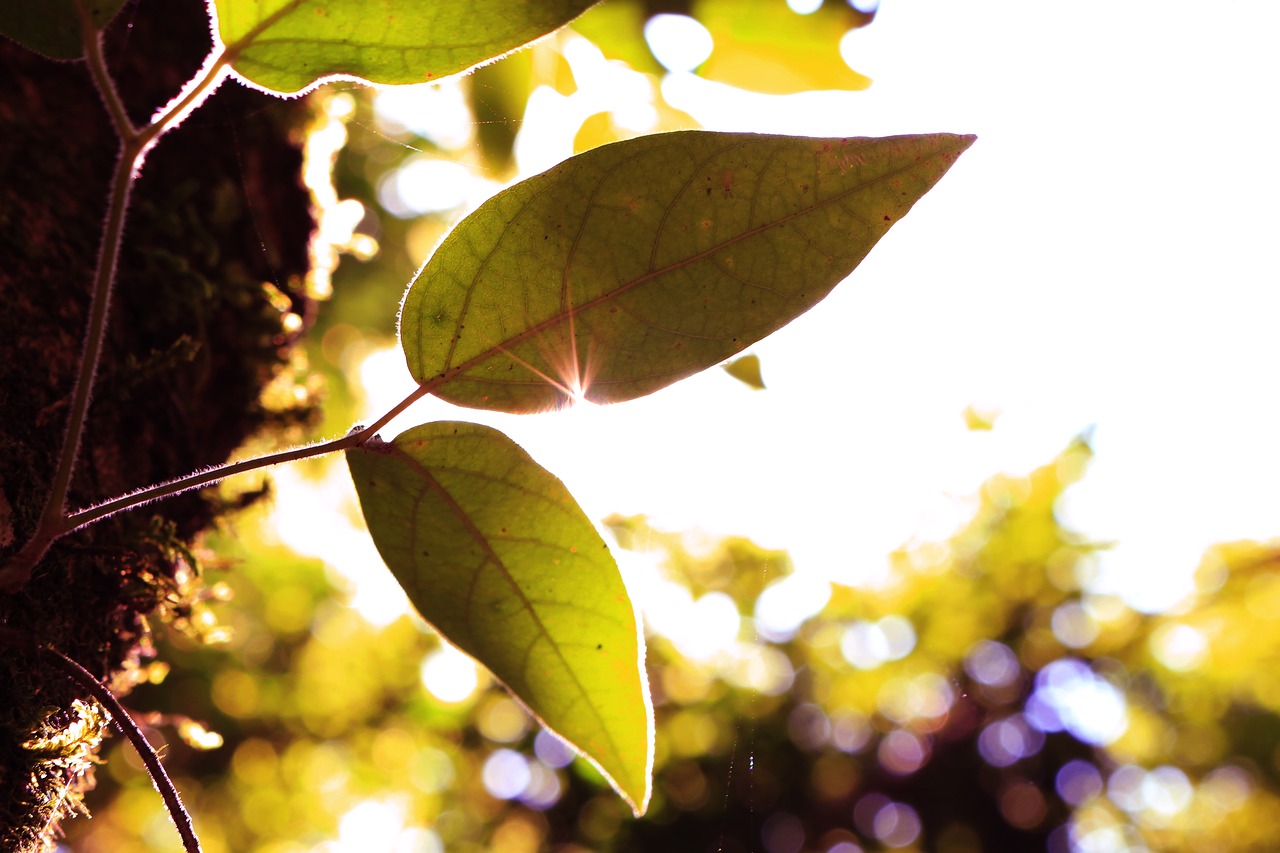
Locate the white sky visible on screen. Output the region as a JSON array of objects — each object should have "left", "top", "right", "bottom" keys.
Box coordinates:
[{"left": 303, "top": 1, "right": 1280, "bottom": 616}]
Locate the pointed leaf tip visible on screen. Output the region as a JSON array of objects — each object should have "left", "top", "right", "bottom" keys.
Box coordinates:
[
  {"left": 400, "top": 130, "right": 975, "bottom": 413},
  {"left": 347, "top": 422, "right": 654, "bottom": 813}
]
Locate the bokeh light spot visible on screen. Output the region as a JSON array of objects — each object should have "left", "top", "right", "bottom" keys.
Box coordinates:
[
  {"left": 534, "top": 729, "right": 577, "bottom": 769},
  {"left": 1142, "top": 765, "right": 1193, "bottom": 818},
  {"left": 725, "top": 644, "right": 796, "bottom": 695},
  {"left": 840, "top": 616, "right": 915, "bottom": 670},
  {"left": 964, "top": 640, "right": 1020, "bottom": 688},
  {"left": 999, "top": 781, "right": 1047, "bottom": 829},
  {"left": 407, "top": 746, "right": 455, "bottom": 795},
  {"left": 483, "top": 749, "right": 532, "bottom": 801},
  {"left": 1201, "top": 765, "right": 1251, "bottom": 812},
  {"left": 755, "top": 573, "right": 831, "bottom": 642},
  {"left": 878, "top": 730, "right": 929, "bottom": 776},
  {"left": 420, "top": 645, "right": 480, "bottom": 704},
  {"left": 853, "top": 793, "right": 891, "bottom": 838},
  {"left": 1031, "top": 659, "right": 1127, "bottom": 745},
  {"left": 644, "top": 14, "right": 714, "bottom": 73},
  {"left": 873, "top": 802, "right": 922, "bottom": 848},
  {"left": 518, "top": 761, "right": 564, "bottom": 811},
  {"left": 1056, "top": 760, "right": 1103, "bottom": 806},
  {"left": 1107, "top": 764, "right": 1147, "bottom": 813},
  {"left": 478, "top": 696, "right": 530, "bottom": 744},
  {"left": 830, "top": 712, "right": 872, "bottom": 754},
  {"left": 1051, "top": 601, "right": 1099, "bottom": 648},
  {"left": 337, "top": 799, "right": 405, "bottom": 852},
  {"left": 788, "top": 703, "right": 831, "bottom": 751},
  {"left": 1150, "top": 623, "right": 1208, "bottom": 672},
  {"left": 374, "top": 81, "right": 472, "bottom": 148},
  {"left": 977, "top": 715, "right": 1044, "bottom": 768},
  {"left": 378, "top": 157, "right": 480, "bottom": 218}
]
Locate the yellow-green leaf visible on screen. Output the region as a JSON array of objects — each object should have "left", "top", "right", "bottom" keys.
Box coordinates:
[
  {"left": 400, "top": 131, "right": 974, "bottom": 413},
  {"left": 346, "top": 422, "right": 653, "bottom": 814},
  {"left": 211, "top": 0, "right": 598, "bottom": 95},
  {"left": 723, "top": 354, "right": 765, "bottom": 390},
  {"left": 0, "top": 0, "right": 125, "bottom": 60}
]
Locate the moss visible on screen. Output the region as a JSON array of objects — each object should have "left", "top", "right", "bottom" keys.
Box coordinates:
[{"left": 0, "top": 2, "right": 319, "bottom": 848}]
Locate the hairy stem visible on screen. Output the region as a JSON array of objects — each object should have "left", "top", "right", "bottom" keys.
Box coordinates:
[
  {"left": 65, "top": 430, "right": 367, "bottom": 532},
  {"left": 77, "top": 0, "right": 138, "bottom": 142},
  {"left": 0, "top": 25, "right": 233, "bottom": 593},
  {"left": 40, "top": 647, "right": 203, "bottom": 853},
  {"left": 0, "top": 137, "right": 142, "bottom": 594},
  {"left": 63, "top": 382, "right": 430, "bottom": 532},
  {"left": 137, "top": 47, "right": 231, "bottom": 163}
]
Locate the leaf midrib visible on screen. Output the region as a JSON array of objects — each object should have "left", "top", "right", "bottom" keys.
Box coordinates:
[{"left": 381, "top": 439, "right": 629, "bottom": 769}]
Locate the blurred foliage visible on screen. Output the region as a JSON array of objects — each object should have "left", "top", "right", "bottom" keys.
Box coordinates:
[
  {"left": 574, "top": 0, "right": 874, "bottom": 92},
  {"left": 62, "top": 436, "right": 1280, "bottom": 853},
  {"left": 54, "top": 4, "right": 1280, "bottom": 852}
]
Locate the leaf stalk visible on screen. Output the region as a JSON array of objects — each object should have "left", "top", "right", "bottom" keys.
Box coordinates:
[
  {"left": 40, "top": 646, "right": 204, "bottom": 853},
  {"left": 62, "top": 383, "right": 430, "bottom": 531}
]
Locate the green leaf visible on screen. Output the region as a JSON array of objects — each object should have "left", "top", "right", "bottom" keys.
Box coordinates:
[
  {"left": 400, "top": 131, "right": 974, "bottom": 413},
  {"left": 0, "top": 0, "right": 125, "bottom": 60},
  {"left": 723, "top": 354, "right": 765, "bottom": 390},
  {"left": 346, "top": 421, "right": 653, "bottom": 814},
  {"left": 211, "top": 0, "right": 598, "bottom": 95}
]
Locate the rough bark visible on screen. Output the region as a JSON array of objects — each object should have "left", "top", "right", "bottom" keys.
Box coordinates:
[{"left": 0, "top": 1, "right": 317, "bottom": 848}]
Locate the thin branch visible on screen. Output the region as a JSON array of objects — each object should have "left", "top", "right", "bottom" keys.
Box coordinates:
[
  {"left": 40, "top": 647, "right": 203, "bottom": 853},
  {"left": 77, "top": 0, "right": 138, "bottom": 142},
  {"left": 0, "top": 6, "right": 140, "bottom": 593},
  {"left": 63, "top": 430, "right": 365, "bottom": 532},
  {"left": 357, "top": 383, "right": 431, "bottom": 441},
  {"left": 0, "top": 25, "right": 233, "bottom": 594},
  {"left": 44, "top": 143, "right": 136, "bottom": 526},
  {"left": 0, "top": 138, "right": 142, "bottom": 595},
  {"left": 62, "top": 384, "right": 430, "bottom": 532},
  {"left": 137, "top": 47, "right": 231, "bottom": 161}
]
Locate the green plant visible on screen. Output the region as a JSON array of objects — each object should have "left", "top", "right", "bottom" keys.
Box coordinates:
[{"left": 0, "top": 1, "right": 971, "bottom": 848}]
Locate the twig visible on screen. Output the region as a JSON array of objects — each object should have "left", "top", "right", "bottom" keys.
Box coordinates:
[
  {"left": 63, "top": 383, "right": 430, "bottom": 533},
  {"left": 40, "top": 646, "right": 203, "bottom": 853},
  {"left": 0, "top": 9, "right": 231, "bottom": 593},
  {"left": 77, "top": 0, "right": 138, "bottom": 142}
]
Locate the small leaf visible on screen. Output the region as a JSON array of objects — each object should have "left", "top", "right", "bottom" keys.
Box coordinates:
[
  {"left": 0, "top": 0, "right": 125, "bottom": 60},
  {"left": 962, "top": 404, "right": 1000, "bottom": 432},
  {"left": 723, "top": 354, "right": 765, "bottom": 390},
  {"left": 347, "top": 422, "right": 653, "bottom": 814},
  {"left": 400, "top": 131, "right": 974, "bottom": 413},
  {"left": 211, "top": 0, "right": 597, "bottom": 95}
]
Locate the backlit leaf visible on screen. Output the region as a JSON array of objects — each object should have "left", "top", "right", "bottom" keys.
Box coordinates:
[
  {"left": 0, "top": 0, "right": 125, "bottom": 60},
  {"left": 211, "top": 0, "right": 597, "bottom": 95},
  {"left": 400, "top": 131, "right": 974, "bottom": 413},
  {"left": 723, "top": 354, "right": 765, "bottom": 390},
  {"left": 347, "top": 421, "right": 653, "bottom": 814}
]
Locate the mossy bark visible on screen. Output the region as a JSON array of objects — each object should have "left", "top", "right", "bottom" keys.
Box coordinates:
[{"left": 0, "top": 2, "right": 318, "bottom": 849}]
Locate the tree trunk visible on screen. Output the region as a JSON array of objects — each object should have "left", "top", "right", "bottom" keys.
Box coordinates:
[{"left": 0, "top": 2, "right": 317, "bottom": 848}]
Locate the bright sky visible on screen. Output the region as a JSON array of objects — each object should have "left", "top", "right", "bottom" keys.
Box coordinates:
[{"left": 278, "top": 0, "right": 1280, "bottom": 625}]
